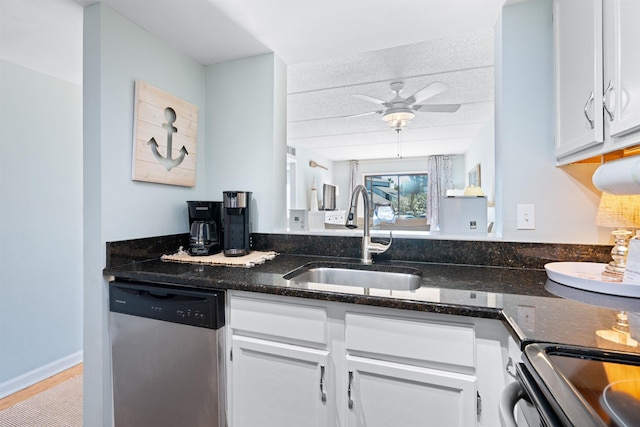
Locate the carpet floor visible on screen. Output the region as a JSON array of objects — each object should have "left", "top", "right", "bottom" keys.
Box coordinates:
[{"left": 0, "top": 375, "right": 82, "bottom": 426}]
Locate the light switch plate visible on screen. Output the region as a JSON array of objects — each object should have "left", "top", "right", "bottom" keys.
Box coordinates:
[{"left": 517, "top": 204, "right": 535, "bottom": 229}]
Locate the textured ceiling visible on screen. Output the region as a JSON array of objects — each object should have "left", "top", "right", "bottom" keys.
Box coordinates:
[{"left": 287, "top": 30, "right": 495, "bottom": 161}]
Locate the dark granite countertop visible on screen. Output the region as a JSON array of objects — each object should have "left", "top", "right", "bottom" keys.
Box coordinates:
[{"left": 103, "top": 234, "right": 640, "bottom": 356}]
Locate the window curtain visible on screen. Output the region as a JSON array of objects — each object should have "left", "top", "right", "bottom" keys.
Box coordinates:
[
  {"left": 348, "top": 160, "right": 358, "bottom": 197},
  {"left": 426, "top": 155, "right": 452, "bottom": 231}
]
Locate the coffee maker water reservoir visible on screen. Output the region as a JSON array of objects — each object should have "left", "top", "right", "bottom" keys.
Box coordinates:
[{"left": 223, "top": 191, "right": 251, "bottom": 256}]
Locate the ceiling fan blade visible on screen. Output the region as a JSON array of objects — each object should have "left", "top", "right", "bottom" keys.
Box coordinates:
[
  {"left": 413, "top": 103, "right": 461, "bottom": 113},
  {"left": 340, "top": 110, "right": 384, "bottom": 119},
  {"left": 353, "top": 94, "right": 389, "bottom": 106},
  {"left": 405, "top": 82, "right": 448, "bottom": 105}
]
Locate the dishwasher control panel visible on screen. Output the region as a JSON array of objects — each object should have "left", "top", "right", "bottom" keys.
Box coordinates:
[{"left": 109, "top": 281, "right": 225, "bottom": 329}]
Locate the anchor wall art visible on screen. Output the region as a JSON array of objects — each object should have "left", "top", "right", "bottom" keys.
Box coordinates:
[{"left": 132, "top": 80, "right": 198, "bottom": 187}]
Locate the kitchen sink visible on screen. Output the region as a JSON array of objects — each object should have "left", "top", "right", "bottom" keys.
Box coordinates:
[{"left": 283, "top": 262, "right": 423, "bottom": 291}]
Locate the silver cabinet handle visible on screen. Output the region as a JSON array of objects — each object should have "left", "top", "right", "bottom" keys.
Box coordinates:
[
  {"left": 505, "top": 357, "right": 517, "bottom": 379},
  {"left": 584, "top": 91, "right": 595, "bottom": 129},
  {"left": 603, "top": 80, "right": 615, "bottom": 121},
  {"left": 320, "top": 365, "right": 327, "bottom": 403},
  {"left": 347, "top": 371, "right": 354, "bottom": 409}
]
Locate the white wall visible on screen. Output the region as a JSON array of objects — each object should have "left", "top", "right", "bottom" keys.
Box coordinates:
[
  {"left": 290, "top": 145, "right": 333, "bottom": 210},
  {"left": 83, "top": 4, "right": 208, "bottom": 425},
  {"left": 0, "top": 60, "right": 83, "bottom": 397},
  {"left": 450, "top": 155, "right": 467, "bottom": 190},
  {"left": 496, "top": 0, "right": 609, "bottom": 244},
  {"left": 206, "top": 54, "right": 287, "bottom": 232},
  {"left": 465, "top": 113, "right": 495, "bottom": 204},
  {"left": 92, "top": 18, "right": 208, "bottom": 241}
]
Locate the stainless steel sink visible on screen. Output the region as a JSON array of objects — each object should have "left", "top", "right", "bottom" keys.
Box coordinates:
[{"left": 283, "top": 262, "right": 422, "bottom": 291}]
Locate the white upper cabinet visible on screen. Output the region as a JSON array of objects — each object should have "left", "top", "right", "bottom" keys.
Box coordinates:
[
  {"left": 604, "top": 0, "right": 640, "bottom": 138},
  {"left": 555, "top": 0, "right": 640, "bottom": 165},
  {"left": 554, "top": 0, "right": 604, "bottom": 160}
]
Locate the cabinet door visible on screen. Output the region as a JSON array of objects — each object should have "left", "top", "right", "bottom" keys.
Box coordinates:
[
  {"left": 346, "top": 356, "right": 477, "bottom": 427},
  {"left": 230, "top": 335, "right": 330, "bottom": 427},
  {"left": 605, "top": 0, "right": 640, "bottom": 137},
  {"left": 554, "top": 0, "right": 604, "bottom": 159}
]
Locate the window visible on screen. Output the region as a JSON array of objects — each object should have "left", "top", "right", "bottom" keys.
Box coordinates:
[{"left": 364, "top": 173, "right": 428, "bottom": 229}]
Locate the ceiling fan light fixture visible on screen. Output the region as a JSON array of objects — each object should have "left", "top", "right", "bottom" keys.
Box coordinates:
[
  {"left": 382, "top": 110, "right": 415, "bottom": 130},
  {"left": 387, "top": 119, "right": 410, "bottom": 131}
]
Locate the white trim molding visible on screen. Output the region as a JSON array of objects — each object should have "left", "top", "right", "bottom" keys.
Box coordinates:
[{"left": 0, "top": 351, "right": 83, "bottom": 399}]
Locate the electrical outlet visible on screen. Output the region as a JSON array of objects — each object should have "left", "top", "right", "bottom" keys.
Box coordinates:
[{"left": 517, "top": 204, "right": 535, "bottom": 229}]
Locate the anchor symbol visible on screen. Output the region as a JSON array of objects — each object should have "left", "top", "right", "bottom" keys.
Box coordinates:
[{"left": 148, "top": 107, "right": 188, "bottom": 171}]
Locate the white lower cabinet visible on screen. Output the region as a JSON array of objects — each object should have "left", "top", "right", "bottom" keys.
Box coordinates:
[
  {"left": 346, "top": 356, "right": 477, "bottom": 427},
  {"left": 344, "top": 312, "right": 480, "bottom": 426},
  {"left": 227, "top": 291, "right": 510, "bottom": 427},
  {"left": 231, "top": 335, "right": 330, "bottom": 427}
]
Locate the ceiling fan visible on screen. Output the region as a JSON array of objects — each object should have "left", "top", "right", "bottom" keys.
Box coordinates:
[{"left": 345, "top": 81, "right": 461, "bottom": 131}]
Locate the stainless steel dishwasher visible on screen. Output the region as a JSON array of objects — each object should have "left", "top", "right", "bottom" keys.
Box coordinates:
[{"left": 109, "top": 281, "right": 226, "bottom": 427}]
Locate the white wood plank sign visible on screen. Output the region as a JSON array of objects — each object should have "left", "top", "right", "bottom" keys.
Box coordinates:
[{"left": 132, "top": 80, "right": 197, "bottom": 187}]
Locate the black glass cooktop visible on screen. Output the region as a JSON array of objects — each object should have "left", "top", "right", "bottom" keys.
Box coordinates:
[
  {"left": 526, "top": 344, "right": 640, "bottom": 427},
  {"left": 550, "top": 352, "right": 640, "bottom": 426}
]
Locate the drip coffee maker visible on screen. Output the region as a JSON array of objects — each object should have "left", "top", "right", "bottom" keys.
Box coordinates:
[{"left": 186, "top": 201, "right": 223, "bottom": 255}]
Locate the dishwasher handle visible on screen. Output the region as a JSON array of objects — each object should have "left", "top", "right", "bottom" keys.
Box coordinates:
[{"left": 133, "top": 288, "right": 206, "bottom": 302}]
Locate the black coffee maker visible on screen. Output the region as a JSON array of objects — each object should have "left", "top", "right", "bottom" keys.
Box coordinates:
[
  {"left": 186, "top": 201, "right": 223, "bottom": 256},
  {"left": 223, "top": 191, "right": 251, "bottom": 256}
]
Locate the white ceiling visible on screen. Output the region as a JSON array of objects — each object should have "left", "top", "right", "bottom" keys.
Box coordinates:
[
  {"left": 0, "top": 0, "right": 83, "bottom": 84},
  {"left": 1, "top": 0, "right": 505, "bottom": 161}
]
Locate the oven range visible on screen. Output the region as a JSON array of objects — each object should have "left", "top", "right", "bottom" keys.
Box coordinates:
[{"left": 501, "top": 343, "right": 640, "bottom": 426}]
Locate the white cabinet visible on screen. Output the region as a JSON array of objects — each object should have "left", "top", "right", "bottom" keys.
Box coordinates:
[
  {"left": 603, "top": 0, "right": 640, "bottom": 138},
  {"left": 227, "top": 293, "right": 331, "bottom": 427},
  {"left": 554, "top": 0, "right": 604, "bottom": 160},
  {"left": 231, "top": 336, "right": 329, "bottom": 427},
  {"left": 344, "top": 312, "right": 479, "bottom": 427},
  {"left": 346, "top": 356, "right": 477, "bottom": 427},
  {"left": 227, "top": 291, "right": 510, "bottom": 427},
  {"left": 554, "top": 0, "right": 640, "bottom": 164}
]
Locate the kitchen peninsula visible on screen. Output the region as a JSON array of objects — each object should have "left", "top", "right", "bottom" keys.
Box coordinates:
[
  {"left": 104, "top": 233, "right": 638, "bottom": 353},
  {"left": 104, "top": 233, "right": 639, "bottom": 426}
]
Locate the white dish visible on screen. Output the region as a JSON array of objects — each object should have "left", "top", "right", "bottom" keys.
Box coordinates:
[{"left": 544, "top": 262, "right": 640, "bottom": 298}]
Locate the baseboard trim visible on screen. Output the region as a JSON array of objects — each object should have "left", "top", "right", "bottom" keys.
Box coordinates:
[{"left": 0, "top": 350, "right": 83, "bottom": 399}]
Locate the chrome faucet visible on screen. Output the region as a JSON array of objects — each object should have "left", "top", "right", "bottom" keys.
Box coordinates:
[{"left": 345, "top": 185, "right": 392, "bottom": 264}]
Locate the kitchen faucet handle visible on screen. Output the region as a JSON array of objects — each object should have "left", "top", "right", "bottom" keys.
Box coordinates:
[
  {"left": 368, "top": 231, "right": 392, "bottom": 255},
  {"left": 379, "top": 231, "right": 392, "bottom": 245}
]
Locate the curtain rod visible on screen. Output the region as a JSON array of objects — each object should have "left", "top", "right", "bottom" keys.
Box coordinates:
[{"left": 350, "top": 156, "right": 454, "bottom": 165}]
